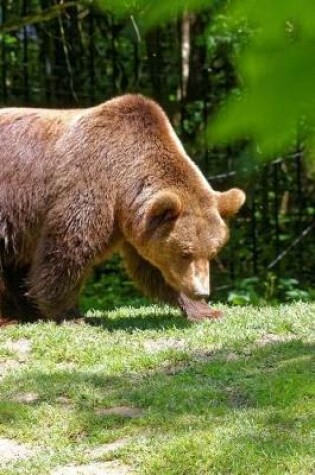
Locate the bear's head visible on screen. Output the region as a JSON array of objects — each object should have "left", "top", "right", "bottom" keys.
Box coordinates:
[{"left": 134, "top": 187, "right": 245, "bottom": 300}]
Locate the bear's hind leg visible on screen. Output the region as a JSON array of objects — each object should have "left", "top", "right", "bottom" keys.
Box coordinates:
[
  {"left": 0, "top": 274, "right": 18, "bottom": 326},
  {"left": 27, "top": 265, "right": 85, "bottom": 322},
  {"left": 0, "top": 265, "right": 43, "bottom": 323},
  {"left": 26, "top": 236, "right": 89, "bottom": 322}
]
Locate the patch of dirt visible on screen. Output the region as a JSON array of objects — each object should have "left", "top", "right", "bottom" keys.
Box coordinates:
[
  {"left": 0, "top": 437, "right": 34, "bottom": 463},
  {"left": 0, "top": 339, "right": 32, "bottom": 379},
  {"left": 225, "top": 352, "right": 239, "bottom": 362},
  {"left": 86, "top": 437, "right": 130, "bottom": 459},
  {"left": 56, "top": 396, "right": 74, "bottom": 406},
  {"left": 0, "top": 359, "right": 22, "bottom": 378},
  {"left": 95, "top": 406, "right": 144, "bottom": 419},
  {"left": 4, "top": 338, "right": 32, "bottom": 358},
  {"left": 191, "top": 349, "right": 215, "bottom": 362},
  {"left": 257, "top": 333, "right": 298, "bottom": 347},
  {"left": 13, "top": 392, "right": 39, "bottom": 403},
  {"left": 52, "top": 461, "right": 131, "bottom": 475},
  {"left": 56, "top": 362, "right": 77, "bottom": 371},
  {"left": 144, "top": 337, "right": 186, "bottom": 353}
]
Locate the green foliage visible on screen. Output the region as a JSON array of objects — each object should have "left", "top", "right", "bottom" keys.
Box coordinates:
[
  {"left": 227, "top": 274, "right": 314, "bottom": 306},
  {"left": 278, "top": 277, "right": 314, "bottom": 302},
  {"left": 80, "top": 256, "right": 148, "bottom": 312},
  {"left": 228, "top": 277, "right": 261, "bottom": 306},
  {"left": 98, "top": 0, "right": 315, "bottom": 165},
  {"left": 96, "top": 0, "right": 215, "bottom": 27},
  {"left": 0, "top": 33, "right": 18, "bottom": 46},
  {"left": 208, "top": 0, "right": 315, "bottom": 165}
]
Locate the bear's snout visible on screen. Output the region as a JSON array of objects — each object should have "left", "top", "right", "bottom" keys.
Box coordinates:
[{"left": 183, "top": 259, "right": 210, "bottom": 300}]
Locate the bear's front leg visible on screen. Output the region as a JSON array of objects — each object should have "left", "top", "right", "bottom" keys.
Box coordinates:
[{"left": 121, "top": 242, "right": 222, "bottom": 322}]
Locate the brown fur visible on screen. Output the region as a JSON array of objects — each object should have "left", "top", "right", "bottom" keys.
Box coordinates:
[{"left": 0, "top": 94, "right": 245, "bottom": 323}]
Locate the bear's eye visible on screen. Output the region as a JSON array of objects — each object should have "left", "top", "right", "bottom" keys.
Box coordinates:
[{"left": 181, "top": 251, "right": 193, "bottom": 260}]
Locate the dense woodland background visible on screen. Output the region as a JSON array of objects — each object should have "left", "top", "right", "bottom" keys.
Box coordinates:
[{"left": 0, "top": 0, "right": 314, "bottom": 307}]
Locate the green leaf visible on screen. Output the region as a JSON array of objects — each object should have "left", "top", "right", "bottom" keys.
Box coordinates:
[
  {"left": 227, "top": 292, "right": 251, "bottom": 305},
  {"left": 209, "top": 0, "right": 315, "bottom": 160}
]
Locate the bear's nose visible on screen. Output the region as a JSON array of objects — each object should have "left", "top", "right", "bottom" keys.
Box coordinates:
[
  {"left": 194, "top": 291, "right": 210, "bottom": 299},
  {"left": 192, "top": 261, "right": 210, "bottom": 298}
]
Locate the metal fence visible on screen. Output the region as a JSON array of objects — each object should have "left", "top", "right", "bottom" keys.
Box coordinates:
[{"left": 0, "top": 2, "right": 314, "bottom": 297}]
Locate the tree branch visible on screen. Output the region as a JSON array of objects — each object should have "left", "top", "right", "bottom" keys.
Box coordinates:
[{"left": 0, "top": 2, "right": 89, "bottom": 33}]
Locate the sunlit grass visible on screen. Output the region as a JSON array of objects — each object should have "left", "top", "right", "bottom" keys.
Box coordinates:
[{"left": 0, "top": 302, "right": 314, "bottom": 474}]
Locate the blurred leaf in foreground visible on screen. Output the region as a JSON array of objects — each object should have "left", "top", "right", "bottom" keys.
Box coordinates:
[{"left": 209, "top": 0, "right": 315, "bottom": 165}]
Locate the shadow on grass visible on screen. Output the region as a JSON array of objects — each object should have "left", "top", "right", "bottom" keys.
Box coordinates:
[
  {"left": 0, "top": 339, "right": 313, "bottom": 472},
  {"left": 1, "top": 339, "right": 313, "bottom": 417},
  {"left": 85, "top": 305, "right": 191, "bottom": 332}
]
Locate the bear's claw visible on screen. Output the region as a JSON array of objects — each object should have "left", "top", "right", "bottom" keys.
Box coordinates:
[
  {"left": 0, "top": 316, "right": 19, "bottom": 327},
  {"left": 178, "top": 294, "right": 223, "bottom": 322}
]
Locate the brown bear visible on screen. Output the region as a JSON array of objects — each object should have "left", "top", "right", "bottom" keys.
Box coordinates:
[{"left": 0, "top": 94, "right": 245, "bottom": 325}]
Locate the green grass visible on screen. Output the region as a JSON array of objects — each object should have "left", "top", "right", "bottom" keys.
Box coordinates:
[{"left": 0, "top": 302, "right": 314, "bottom": 474}]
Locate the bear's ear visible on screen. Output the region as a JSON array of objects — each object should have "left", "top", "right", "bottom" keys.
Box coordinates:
[
  {"left": 217, "top": 188, "right": 246, "bottom": 218},
  {"left": 145, "top": 190, "right": 182, "bottom": 232}
]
